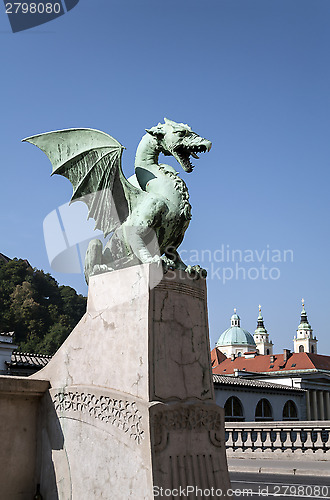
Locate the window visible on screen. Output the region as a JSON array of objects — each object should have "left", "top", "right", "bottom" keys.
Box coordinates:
[
  {"left": 237, "top": 352, "right": 242, "bottom": 357},
  {"left": 266, "top": 349, "right": 270, "bottom": 355},
  {"left": 255, "top": 398, "right": 273, "bottom": 421},
  {"left": 224, "top": 396, "right": 244, "bottom": 422},
  {"left": 299, "top": 345, "right": 304, "bottom": 353},
  {"left": 311, "top": 345, "right": 315, "bottom": 353},
  {"left": 283, "top": 400, "right": 298, "bottom": 420}
]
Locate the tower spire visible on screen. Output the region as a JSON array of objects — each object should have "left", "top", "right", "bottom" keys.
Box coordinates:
[
  {"left": 299, "top": 298, "right": 311, "bottom": 330},
  {"left": 253, "top": 305, "right": 273, "bottom": 355},
  {"left": 256, "top": 304, "right": 266, "bottom": 330},
  {"left": 293, "top": 299, "right": 317, "bottom": 354}
]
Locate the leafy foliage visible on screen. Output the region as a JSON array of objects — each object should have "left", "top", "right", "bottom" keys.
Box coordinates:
[{"left": 0, "top": 258, "right": 86, "bottom": 355}]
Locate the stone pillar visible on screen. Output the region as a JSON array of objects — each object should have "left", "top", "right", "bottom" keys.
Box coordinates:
[
  {"left": 325, "top": 392, "right": 330, "bottom": 420},
  {"left": 318, "top": 391, "right": 325, "bottom": 420},
  {"left": 306, "top": 390, "right": 311, "bottom": 421},
  {"left": 311, "top": 390, "right": 318, "bottom": 420},
  {"left": 0, "top": 377, "right": 49, "bottom": 499},
  {"left": 32, "top": 265, "right": 230, "bottom": 498}
]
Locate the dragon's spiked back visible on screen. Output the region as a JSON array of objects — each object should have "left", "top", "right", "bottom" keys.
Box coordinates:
[{"left": 23, "top": 128, "right": 142, "bottom": 237}]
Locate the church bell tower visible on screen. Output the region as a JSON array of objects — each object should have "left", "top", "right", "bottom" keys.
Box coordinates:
[
  {"left": 293, "top": 299, "right": 317, "bottom": 354},
  {"left": 253, "top": 305, "right": 273, "bottom": 355}
]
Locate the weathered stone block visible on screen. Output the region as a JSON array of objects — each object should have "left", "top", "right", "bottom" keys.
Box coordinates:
[{"left": 33, "top": 265, "right": 230, "bottom": 498}]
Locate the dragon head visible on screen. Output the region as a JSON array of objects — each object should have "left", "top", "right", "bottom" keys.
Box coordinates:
[{"left": 146, "top": 118, "right": 212, "bottom": 173}]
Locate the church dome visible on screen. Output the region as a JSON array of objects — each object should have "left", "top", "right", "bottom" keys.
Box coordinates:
[
  {"left": 216, "top": 309, "right": 256, "bottom": 347},
  {"left": 217, "top": 327, "right": 256, "bottom": 346}
]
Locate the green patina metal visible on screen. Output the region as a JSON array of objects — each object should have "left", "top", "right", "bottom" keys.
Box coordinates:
[{"left": 23, "top": 119, "right": 212, "bottom": 283}]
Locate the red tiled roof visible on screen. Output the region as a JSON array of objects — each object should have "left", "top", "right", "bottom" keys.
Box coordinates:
[
  {"left": 212, "top": 351, "right": 330, "bottom": 375},
  {"left": 210, "top": 347, "right": 226, "bottom": 368}
]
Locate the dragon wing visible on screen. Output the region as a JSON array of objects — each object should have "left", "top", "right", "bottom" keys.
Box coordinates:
[{"left": 23, "top": 128, "right": 143, "bottom": 237}]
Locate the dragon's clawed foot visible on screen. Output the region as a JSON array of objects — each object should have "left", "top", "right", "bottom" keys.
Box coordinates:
[
  {"left": 148, "top": 255, "right": 162, "bottom": 265},
  {"left": 160, "top": 255, "right": 176, "bottom": 274},
  {"left": 160, "top": 255, "right": 207, "bottom": 278},
  {"left": 185, "top": 265, "right": 207, "bottom": 280},
  {"left": 92, "top": 264, "right": 114, "bottom": 276}
]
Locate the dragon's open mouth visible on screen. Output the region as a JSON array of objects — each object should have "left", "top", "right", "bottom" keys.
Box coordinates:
[{"left": 174, "top": 144, "right": 209, "bottom": 173}]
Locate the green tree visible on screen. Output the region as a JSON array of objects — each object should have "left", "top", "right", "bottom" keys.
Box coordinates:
[{"left": 0, "top": 258, "right": 86, "bottom": 354}]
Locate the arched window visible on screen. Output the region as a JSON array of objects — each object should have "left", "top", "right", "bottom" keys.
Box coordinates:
[
  {"left": 224, "top": 396, "right": 244, "bottom": 422},
  {"left": 311, "top": 345, "right": 315, "bottom": 353},
  {"left": 283, "top": 400, "right": 298, "bottom": 420},
  {"left": 299, "top": 345, "right": 304, "bottom": 352},
  {"left": 255, "top": 398, "right": 273, "bottom": 421},
  {"left": 266, "top": 349, "right": 270, "bottom": 355},
  {"left": 237, "top": 352, "right": 242, "bottom": 357}
]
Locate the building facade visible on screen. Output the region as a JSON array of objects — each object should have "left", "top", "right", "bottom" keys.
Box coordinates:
[
  {"left": 212, "top": 301, "right": 330, "bottom": 421},
  {"left": 213, "top": 374, "right": 306, "bottom": 421},
  {"left": 0, "top": 331, "right": 51, "bottom": 376}
]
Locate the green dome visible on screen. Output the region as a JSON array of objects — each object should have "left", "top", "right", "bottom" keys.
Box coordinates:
[{"left": 216, "top": 327, "right": 256, "bottom": 347}]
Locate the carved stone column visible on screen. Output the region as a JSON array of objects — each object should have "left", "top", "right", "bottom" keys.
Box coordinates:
[
  {"left": 32, "top": 264, "right": 230, "bottom": 498},
  {"left": 318, "top": 391, "right": 325, "bottom": 420},
  {"left": 325, "top": 392, "right": 330, "bottom": 420},
  {"left": 306, "top": 390, "right": 311, "bottom": 421},
  {"left": 311, "top": 390, "right": 318, "bottom": 420}
]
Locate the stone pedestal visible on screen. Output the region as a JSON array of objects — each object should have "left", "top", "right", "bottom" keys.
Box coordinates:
[{"left": 33, "top": 264, "right": 230, "bottom": 499}]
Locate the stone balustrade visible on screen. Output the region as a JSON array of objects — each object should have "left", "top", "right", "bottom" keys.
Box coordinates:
[{"left": 225, "top": 421, "right": 330, "bottom": 457}]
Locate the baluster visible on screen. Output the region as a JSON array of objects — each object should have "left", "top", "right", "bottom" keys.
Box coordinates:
[
  {"left": 250, "top": 429, "right": 258, "bottom": 452},
  {"left": 241, "top": 430, "right": 248, "bottom": 452},
  {"left": 225, "top": 429, "right": 233, "bottom": 450},
  {"left": 261, "top": 429, "right": 272, "bottom": 451},
  {"left": 303, "top": 428, "right": 314, "bottom": 455},
  {"left": 297, "top": 428, "right": 307, "bottom": 452},
  {"left": 280, "top": 429, "right": 288, "bottom": 452},
  {"left": 254, "top": 429, "right": 263, "bottom": 451},
  {"left": 270, "top": 429, "right": 278, "bottom": 452},
  {"left": 312, "top": 428, "right": 324, "bottom": 455},
  {"left": 311, "top": 429, "right": 319, "bottom": 453},
  {"left": 243, "top": 428, "right": 254, "bottom": 452},
  {"left": 232, "top": 429, "right": 239, "bottom": 451},
  {"left": 321, "top": 429, "right": 330, "bottom": 453},
  {"left": 234, "top": 429, "right": 244, "bottom": 450},
  {"left": 288, "top": 428, "right": 297, "bottom": 452}
]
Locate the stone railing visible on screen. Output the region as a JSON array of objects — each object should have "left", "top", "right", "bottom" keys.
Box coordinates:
[{"left": 225, "top": 421, "right": 330, "bottom": 456}]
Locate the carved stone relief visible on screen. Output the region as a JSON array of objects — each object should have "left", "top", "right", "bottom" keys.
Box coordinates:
[{"left": 53, "top": 391, "right": 144, "bottom": 444}]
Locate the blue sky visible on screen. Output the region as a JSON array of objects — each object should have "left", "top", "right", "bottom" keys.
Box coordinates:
[{"left": 1, "top": 0, "right": 330, "bottom": 354}]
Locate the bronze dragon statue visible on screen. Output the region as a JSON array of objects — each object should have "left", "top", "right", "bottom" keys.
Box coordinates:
[{"left": 24, "top": 118, "right": 212, "bottom": 283}]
